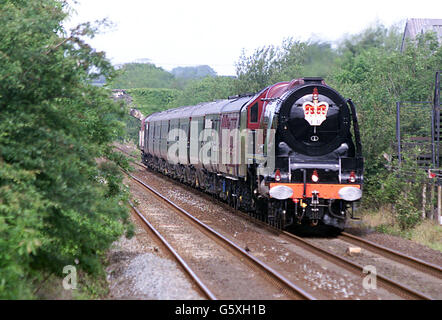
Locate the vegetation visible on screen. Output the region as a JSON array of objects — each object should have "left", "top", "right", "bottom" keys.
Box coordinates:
[
  {"left": 334, "top": 27, "right": 442, "bottom": 230},
  {"left": 110, "top": 63, "right": 175, "bottom": 89},
  {"left": 128, "top": 88, "right": 181, "bottom": 114},
  {"left": 236, "top": 39, "right": 338, "bottom": 92},
  {"left": 171, "top": 65, "right": 217, "bottom": 79},
  {"left": 110, "top": 64, "right": 218, "bottom": 90},
  {"left": 358, "top": 207, "right": 442, "bottom": 252},
  {"left": 117, "top": 88, "right": 181, "bottom": 143},
  {"left": 172, "top": 76, "right": 239, "bottom": 107},
  {"left": 0, "top": 0, "right": 132, "bottom": 298}
]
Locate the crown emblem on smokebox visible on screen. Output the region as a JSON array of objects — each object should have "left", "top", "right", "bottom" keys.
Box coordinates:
[{"left": 302, "top": 88, "right": 329, "bottom": 126}]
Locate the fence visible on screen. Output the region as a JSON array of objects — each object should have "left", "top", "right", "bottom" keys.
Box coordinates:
[{"left": 396, "top": 71, "right": 442, "bottom": 224}]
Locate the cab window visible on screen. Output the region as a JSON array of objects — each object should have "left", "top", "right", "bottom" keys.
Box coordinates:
[{"left": 250, "top": 103, "right": 259, "bottom": 123}]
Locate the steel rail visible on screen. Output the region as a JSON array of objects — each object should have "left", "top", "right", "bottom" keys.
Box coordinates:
[
  {"left": 127, "top": 172, "right": 315, "bottom": 300},
  {"left": 281, "top": 231, "right": 433, "bottom": 300},
  {"left": 128, "top": 201, "right": 217, "bottom": 300},
  {"left": 339, "top": 232, "right": 442, "bottom": 279}
]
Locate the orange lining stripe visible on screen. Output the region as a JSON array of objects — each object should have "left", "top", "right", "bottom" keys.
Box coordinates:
[{"left": 269, "top": 183, "right": 361, "bottom": 199}]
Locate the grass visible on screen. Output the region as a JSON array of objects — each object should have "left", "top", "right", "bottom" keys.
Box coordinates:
[
  {"left": 358, "top": 206, "right": 442, "bottom": 252},
  {"left": 410, "top": 220, "right": 442, "bottom": 251},
  {"left": 34, "top": 267, "right": 110, "bottom": 300}
]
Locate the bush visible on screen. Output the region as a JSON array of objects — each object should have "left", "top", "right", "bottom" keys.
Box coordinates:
[
  {"left": 109, "top": 63, "right": 175, "bottom": 89},
  {"left": 127, "top": 88, "right": 181, "bottom": 115},
  {"left": 172, "top": 76, "right": 239, "bottom": 106},
  {"left": 0, "top": 0, "right": 131, "bottom": 298}
]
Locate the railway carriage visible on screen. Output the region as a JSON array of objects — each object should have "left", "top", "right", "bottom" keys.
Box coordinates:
[{"left": 140, "top": 77, "right": 363, "bottom": 233}]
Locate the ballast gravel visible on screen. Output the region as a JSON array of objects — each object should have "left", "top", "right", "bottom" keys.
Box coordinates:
[
  {"left": 116, "top": 253, "right": 200, "bottom": 300},
  {"left": 105, "top": 212, "right": 203, "bottom": 300}
]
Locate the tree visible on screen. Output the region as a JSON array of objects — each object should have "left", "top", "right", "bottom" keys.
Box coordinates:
[
  {"left": 333, "top": 26, "right": 442, "bottom": 207},
  {"left": 235, "top": 45, "right": 281, "bottom": 93},
  {"left": 173, "top": 76, "right": 239, "bottom": 106},
  {"left": 235, "top": 38, "right": 337, "bottom": 93},
  {"left": 110, "top": 62, "right": 175, "bottom": 89},
  {"left": 0, "top": 0, "right": 130, "bottom": 298},
  {"left": 171, "top": 65, "right": 217, "bottom": 79}
]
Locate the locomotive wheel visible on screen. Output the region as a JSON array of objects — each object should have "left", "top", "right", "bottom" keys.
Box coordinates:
[
  {"left": 227, "top": 191, "right": 237, "bottom": 209},
  {"left": 226, "top": 190, "right": 232, "bottom": 206},
  {"left": 255, "top": 198, "right": 267, "bottom": 222},
  {"left": 267, "top": 201, "right": 289, "bottom": 229}
]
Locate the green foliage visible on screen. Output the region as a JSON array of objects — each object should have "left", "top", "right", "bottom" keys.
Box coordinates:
[
  {"left": 171, "top": 65, "right": 217, "bottom": 79},
  {"left": 110, "top": 64, "right": 219, "bottom": 91},
  {"left": 0, "top": 162, "right": 47, "bottom": 298},
  {"left": 333, "top": 28, "right": 442, "bottom": 208},
  {"left": 369, "top": 149, "right": 426, "bottom": 229},
  {"left": 110, "top": 63, "right": 175, "bottom": 89},
  {"left": 119, "top": 114, "right": 141, "bottom": 144},
  {"left": 235, "top": 39, "right": 338, "bottom": 93},
  {"left": 170, "top": 65, "right": 217, "bottom": 89},
  {"left": 118, "top": 88, "right": 181, "bottom": 144},
  {"left": 127, "top": 88, "right": 180, "bottom": 114},
  {"left": 236, "top": 45, "right": 282, "bottom": 92},
  {"left": 0, "top": 0, "right": 130, "bottom": 298},
  {"left": 173, "top": 76, "right": 239, "bottom": 106},
  {"left": 337, "top": 23, "right": 402, "bottom": 57}
]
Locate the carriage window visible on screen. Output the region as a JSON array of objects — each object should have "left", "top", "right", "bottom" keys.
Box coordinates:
[{"left": 250, "top": 103, "right": 259, "bottom": 123}]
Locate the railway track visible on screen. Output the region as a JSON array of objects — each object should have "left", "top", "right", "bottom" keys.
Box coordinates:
[
  {"left": 279, "top": 231, "right": 434, "bottom": 300},
  {"left": 128, "top": 201, "right": 217, "bottom": 300},
  {"left": 117, "top": 146, "right": 439, "bottom": 300},
  {"left": 339, "top": 232, "right": 442, "bottom": 280},
  {"left": 226, "top": 202, "right": 437, "bottom": 299},
  {"left": 127, "top": 171, "right": 315, "bottom": 300}
]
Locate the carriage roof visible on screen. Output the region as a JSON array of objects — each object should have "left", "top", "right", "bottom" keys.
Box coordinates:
[{"left": 145, "top": 96, "right": 253, "bottom": 122}]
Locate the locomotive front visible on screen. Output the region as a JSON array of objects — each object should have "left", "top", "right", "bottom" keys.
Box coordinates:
[{"left": 261, "top": 78, "right": 363, "bottom": 231}]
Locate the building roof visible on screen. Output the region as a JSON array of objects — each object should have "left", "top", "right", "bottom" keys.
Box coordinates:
[{"left": 401, "top": 18, "right": 442, "bottom": 51}]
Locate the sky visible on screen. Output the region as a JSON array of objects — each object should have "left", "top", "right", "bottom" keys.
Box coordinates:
[{"left": 64, "top": 0, "right": 442, "bottom": 76}]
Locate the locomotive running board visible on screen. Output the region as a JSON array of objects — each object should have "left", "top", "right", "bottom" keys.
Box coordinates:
[{"left": 290, "top": 162, "right": 340, "bottom": 171}]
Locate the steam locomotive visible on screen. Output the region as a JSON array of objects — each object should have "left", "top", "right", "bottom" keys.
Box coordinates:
[{"left": 139, "top": 77, "right": 363, "bottom": 233}]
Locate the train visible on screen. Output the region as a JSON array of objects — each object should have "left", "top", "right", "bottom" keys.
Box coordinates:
[{"left": 138, "top": 77, "right": 363, "bottom": 233}]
